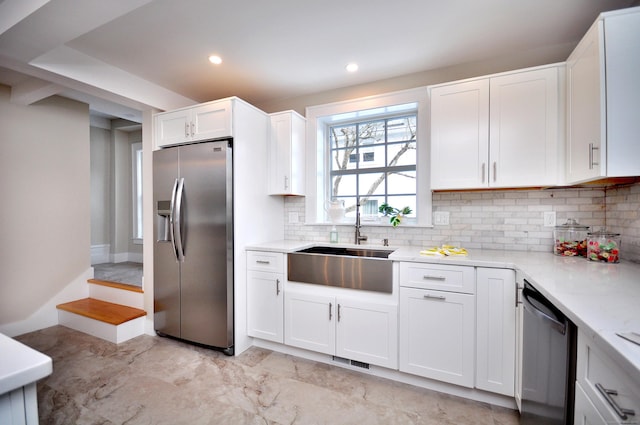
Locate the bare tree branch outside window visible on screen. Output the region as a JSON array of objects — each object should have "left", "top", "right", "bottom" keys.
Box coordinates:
[{"left": 329, "top": 115, "right": 417, "bottom": 216}]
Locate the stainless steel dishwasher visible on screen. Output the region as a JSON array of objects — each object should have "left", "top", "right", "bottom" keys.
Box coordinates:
[{"left": 521, "top": 280, "right": 577, "bottom": 425}]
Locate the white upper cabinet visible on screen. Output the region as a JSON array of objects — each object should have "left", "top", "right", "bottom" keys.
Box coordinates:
[
  {"left": 430, "top": 65, "right": 563, "bottom": 190},
  {"left": 269, "top": 111, "right": 306, "bottom": 195},
  {"left": 566, "top": 8, "right": 640, "bottom": 184},
  {"left": 489, "top": 67, "right": 561, "bottom": 187},
  {"left": 154, "top": 99, "right": 232, "bottom": 149},
  {"left": 430, "top": 79, "right": 489, "bottom": 190}
]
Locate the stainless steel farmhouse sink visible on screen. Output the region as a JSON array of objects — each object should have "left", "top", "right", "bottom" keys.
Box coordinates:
[{"left": 287, "top": 246, "right": 395, "bottom": 293}]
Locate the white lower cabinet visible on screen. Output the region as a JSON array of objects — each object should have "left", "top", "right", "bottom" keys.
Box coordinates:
[
  {"left": 284, "top": 289, "right": 398, "bottom": 369},
  {"left": 246, "top": 251, "right": 284, "bottom": 343},
  {"left": 575, "top": 381, "right": 608, "bottom": 425},
  {"left": 576, "top": 330, "right": 640, "bottom": 425},
  {"left": 399, "top": 286, "right": 475, "bottom": 388},
  {"left": 475, "top": 267, "right": 516, "bottom": 396}
]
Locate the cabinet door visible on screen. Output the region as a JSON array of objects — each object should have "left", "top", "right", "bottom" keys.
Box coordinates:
[
  {"left": 574, "top": 382, "right": 608, "bottom": 425},
  {"left": 566, "top": 21, "right": 605, "bottom": 183},
  {"left": 269, "top": 112, "right": 305, "bottom": 195},
  {"left": 191, "top": 101, "right": 232, "bottom": 141},
  {"left": 399, "top": 287, "right": 475, "bottom": 387},
  {"left": 430, "top": 79, "right": 489, "bottom": 190},
  {"left": 489, "top": 67, "right": 560, "bottom": 187},
  {"left": 284, "top": 291, "right": 335, "bottom": 355},
  {"left": 247, "top": 271, "right": 283, "bottom": 343},
  {"left": 336, "top": 299, "right": 398, "bottom": 369},
  {"left": 476, "top": 268, "right": 516, "bottom": 396},
  {"left": 155, "top": 109, "right": 191, "bottom": 148}
]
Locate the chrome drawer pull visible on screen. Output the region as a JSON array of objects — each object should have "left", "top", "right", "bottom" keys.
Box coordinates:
[
  {"left": 422, "top": 275, "right": 446, "bottom": 281},
  {"left": 423, "top": 294, "right": 446, "bottom": 301},
  {"left": 595, "top": 383, "right": 636, "bottom": 420},
  {"left": 275, "top": 278, "right": 280, "bottom": 296},
  {"left": 256, "top": 260, "right": 271, "bottom": 265}
]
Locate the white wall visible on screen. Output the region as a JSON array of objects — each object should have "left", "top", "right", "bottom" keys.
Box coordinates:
[
  {"left": 0, "top": 84, "right": 91, "bottom": 329},
  {"left": 90, "top": 126, "right": 111, "bottom": 246}
]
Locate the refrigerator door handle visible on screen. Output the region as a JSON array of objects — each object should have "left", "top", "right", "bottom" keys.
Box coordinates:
[
  {"left": 174, "top": 177, "right": 185, "bottom": 261},
  {"left": 168, "top": 178, "right": 180, "bottom": 261}
]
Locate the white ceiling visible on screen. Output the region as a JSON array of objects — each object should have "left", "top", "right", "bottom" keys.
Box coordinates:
[{"left": 0, "top": 0, "right": 638, "bottom": 122}]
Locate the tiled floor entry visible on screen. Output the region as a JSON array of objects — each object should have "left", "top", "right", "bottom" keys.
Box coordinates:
[{"left": 17, "top": 326, "right": 521, "bottom": 424}]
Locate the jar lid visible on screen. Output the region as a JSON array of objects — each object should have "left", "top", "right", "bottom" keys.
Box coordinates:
[
  {"left": 588, "top": 228, "right": 620, "bottom": 237},
  {"left": 555, "top": 218, "right": 589, "bottom": 231}
]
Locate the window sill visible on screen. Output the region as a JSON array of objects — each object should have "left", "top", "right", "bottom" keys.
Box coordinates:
[{"left": 307, "top": 220, "right": 434, "bottom": 229}]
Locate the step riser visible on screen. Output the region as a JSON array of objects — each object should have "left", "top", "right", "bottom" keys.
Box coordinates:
[
  {"left": 58, "top": 310, "right": 145, "bottom": 344},
  {"left": 89, "top": 284, "right": 144, "bottom": 309}
]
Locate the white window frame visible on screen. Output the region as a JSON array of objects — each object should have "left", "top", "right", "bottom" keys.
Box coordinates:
[
  {"left": 305, "top": 87, "right": 432, "bottom": 227},
  {"left": 131, "top": 142, "right": 143, "bottom": 243}
]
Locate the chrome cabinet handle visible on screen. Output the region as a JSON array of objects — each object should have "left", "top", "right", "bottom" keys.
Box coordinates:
[
  {"left": 256, "top": 260, "right": 270, "bottom": 265},
  {"left": 329, "top": 302, "right": 333, "bottom": 320},
  {"left": 337, "top": 304, "right": 341, "bottom": 322},
  {"left": 275, "top": 278, "right": 280, "bottom": 296},
  {"left": 595, "top": 383, "right": 635, "bottom": 420},
  {"left": 493, "top": 162, "right": 497, "bottom": 182},
  {"left": 190, "top": 122, "right": 195, "bottom": 137},
  {"left": 423, "top": 275, "right": 446, "bottom": 281},
  {"left": 184, "top": 123, "right": 189, "bottom": 138},
  {"left": 589, "top": 143, "right": 600, "bottom": 169},
  {"left": 423, "top": 294, "right": 446, "bottom": 300},
  {"left": 284, "top": 176, "right": 289, "bottom": 190},
  {"left": 481, "top": 163, "right": 486, "bottom": 183}
]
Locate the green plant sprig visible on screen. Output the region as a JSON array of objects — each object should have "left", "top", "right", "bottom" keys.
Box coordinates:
[{"left": 379, "top": 203, "right": 412, "bottom": 227}]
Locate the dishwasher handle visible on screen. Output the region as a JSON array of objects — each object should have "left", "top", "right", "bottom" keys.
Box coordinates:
[{"left": 523, "top": 286, "right": 567, "bottom": 335}]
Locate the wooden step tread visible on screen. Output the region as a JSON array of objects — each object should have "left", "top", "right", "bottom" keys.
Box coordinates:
[
  {"left": 57, "top": 298, "right": 146, "bottom": 325},
  {"left": 88, "top": 278, "right": 144, "bottom": 293}
]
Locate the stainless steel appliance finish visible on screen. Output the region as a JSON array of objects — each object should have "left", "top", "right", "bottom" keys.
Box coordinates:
[
  {"left": 153, "top": 140, "right": 234, "bottom": 355},
  {"left": 288, "top": 246, "right": 394, "bottom": 293},
  {"left": 521, "top": 281, "right": 576, "bottom": 425}
]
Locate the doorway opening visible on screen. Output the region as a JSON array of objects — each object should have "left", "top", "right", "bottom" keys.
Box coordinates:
[{"left": 90, "top": 118, "right": 143, "bottom": 288}]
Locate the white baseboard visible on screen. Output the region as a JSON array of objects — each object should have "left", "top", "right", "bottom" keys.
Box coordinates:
[
  {"left": 91, "top": 244, "right": 110, "bottom": 265},
  {"left": 0, "top": 268, "right": 92, "bottom": 337},
  {"left": 91, "top": 245, "right": 143, "bottom": 265}
]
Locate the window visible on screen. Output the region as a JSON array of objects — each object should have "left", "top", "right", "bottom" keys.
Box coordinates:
[
  {"left": 132, "top": 142, "right": 143, "bottom": 242},
  {"left": 305, "top": 88, "right": 432, "bottom": 226},
  {"left": 329, "top": 115, "right": 417, "bottom": 221}
]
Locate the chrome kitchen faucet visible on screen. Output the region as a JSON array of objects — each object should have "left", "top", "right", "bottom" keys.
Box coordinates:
[{"left": 355, "top": 199, "right": 368, "bottom": 245}]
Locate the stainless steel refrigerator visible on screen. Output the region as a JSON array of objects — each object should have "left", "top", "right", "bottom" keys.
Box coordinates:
[{"left": 153, "top": 139, "right": 234, "bottom": 355}]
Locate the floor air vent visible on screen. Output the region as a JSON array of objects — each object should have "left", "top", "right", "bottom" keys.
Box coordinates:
[{"left": 332, "top": 356, "right": 370, "bottom": 369}]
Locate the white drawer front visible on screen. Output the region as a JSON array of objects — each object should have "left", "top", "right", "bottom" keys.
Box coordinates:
[
  {"left": 246, "top": 251, "right": 284, "bottom": 273},
  {"left": 399, "top": 262, "right": 475, "bottom": 294},
  {"left": 577, "top": 332, "right": 640, "bottom": 424}
]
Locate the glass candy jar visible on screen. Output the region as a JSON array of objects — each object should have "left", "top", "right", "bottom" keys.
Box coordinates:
[
  {"left": 554, "top": 218, "right": 589, "bottom": 257},
  {"left": 587, "top": 229, "right": 621, "bottom": 263}
]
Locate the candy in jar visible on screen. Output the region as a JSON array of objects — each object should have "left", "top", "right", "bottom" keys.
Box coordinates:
[{"left": 587, "top": 229, "right": 621, "bottom": 263}]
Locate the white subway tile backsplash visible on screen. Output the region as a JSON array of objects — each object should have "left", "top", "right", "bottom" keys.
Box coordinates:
[{"left": 284, "top": 183, "right": 640, "bottom": 262}]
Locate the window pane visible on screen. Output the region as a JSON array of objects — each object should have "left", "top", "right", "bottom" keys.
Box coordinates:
[
  {"left": 387, "top": 116, "right": 416, "bottom": 143},
  {"left": 331, "top": 174, "right": 356, "bottom": 198},
  {"left": 358, "top": 120, "right": 385, "bottom": 145},
  {"left": 330, "top": 124, "right": 356, "bottom": 149},
  {"left": 385, "top": 195, "right": 416, "bottom": 218},
  {"left": 331, "top": 148, "right": 358, "bottom": 171},
  {"left": 358, "top": 172, "right": 385, "bottom": 196},
  {"left": 387, "top": 141, "right": 416, "bottom": 166},
  {"left": 358, "top": 144, "right": 385, "bottom": 169},
  {"left": 387, "top": 170, "right": 416, "bottom": 195}
]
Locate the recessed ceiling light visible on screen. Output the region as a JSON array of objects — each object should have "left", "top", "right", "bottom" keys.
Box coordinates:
[
  {"left": 346, "top": 63, "right": 359, "bottom": 73},
  {"left": 208, "top": 55, "right": 222, "bottom": 65}
]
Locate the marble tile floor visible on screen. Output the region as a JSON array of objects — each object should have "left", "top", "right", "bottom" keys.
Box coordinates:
[{"left": 16, "top": 326, "right": 521, "bottom": 425}]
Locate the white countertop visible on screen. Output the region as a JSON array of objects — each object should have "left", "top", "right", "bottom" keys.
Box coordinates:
[
  {"left": 0, "top": 333, "right": 52, "bottom": 394},
  {"left": 248, "top": 240, "right": 640, "bottom": 382}
]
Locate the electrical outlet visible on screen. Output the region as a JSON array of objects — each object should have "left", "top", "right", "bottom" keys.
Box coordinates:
[
  {"left": 543, "top": 211, "right": 556, "bottom": 227},
  {"left": 434, "top": 211, "right": 450, "bottom": 225}
]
